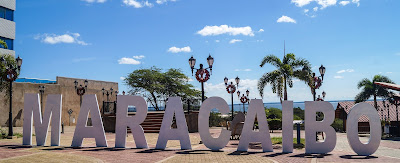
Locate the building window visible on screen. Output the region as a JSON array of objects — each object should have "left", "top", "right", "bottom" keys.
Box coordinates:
[
  {"left": 0, "top": 7, "right": 13, "bottom": 21},
  {"left": 0, "top": 37, "right": 13, "bottom": 50}
]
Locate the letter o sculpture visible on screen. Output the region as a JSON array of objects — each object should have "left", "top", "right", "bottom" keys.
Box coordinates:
[{"left": 346, "top": 102, "right": 381, "bottom": 156}]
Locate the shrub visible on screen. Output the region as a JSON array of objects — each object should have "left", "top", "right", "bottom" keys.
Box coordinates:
[
  {"left": 331, "top": 118, "right": 343, "bottom": 132},
  {"left": 268, "top": 119, "right": 282, "bottom": 131}
]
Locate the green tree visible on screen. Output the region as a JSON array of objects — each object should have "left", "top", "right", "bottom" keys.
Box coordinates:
[
  {"left": 355, "top": 75, "right": 394, "bottom": 110},
  {"left": 125, "top": 67, "right": 201, "bottom": 111},
  {"left": 293, "top": 107, "right": 304, "bottom": 120},
  {"left": 258, "top": 53, "right": 311, "bottom": 102},
  {"left": 0, "top": 54, "right": 20, "bottom": 102},
  {"left": 0, "top": 39, "right": 8, "bottom": 49},
  {"left": 265, "top": 107, "right": 282, "bottom": 119}
]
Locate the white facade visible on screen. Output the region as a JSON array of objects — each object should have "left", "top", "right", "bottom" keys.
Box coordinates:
[{"left": 0, "top": 0, "right": 15, "bottom": 56}]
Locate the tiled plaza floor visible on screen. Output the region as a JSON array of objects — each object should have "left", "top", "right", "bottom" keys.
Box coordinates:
[{"left": 0, "top": 127, "right": 399, "bottom": 162}]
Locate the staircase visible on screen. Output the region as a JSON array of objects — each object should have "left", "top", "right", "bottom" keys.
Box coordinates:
[{"left": 128, "top": 112, "right": 164, "bottom": 133}]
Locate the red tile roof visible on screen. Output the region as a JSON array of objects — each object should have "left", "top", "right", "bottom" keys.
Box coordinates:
[{"left": 336, "top": 101, "right": 399, "bottom": 122}]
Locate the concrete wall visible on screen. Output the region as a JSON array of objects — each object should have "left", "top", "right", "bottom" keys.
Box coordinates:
[
  {"left": 0, "top": 0, "right": 16, "bottom": 10},
  {"left": 0, "top": 76, "right": 118, "bottom": 127}
]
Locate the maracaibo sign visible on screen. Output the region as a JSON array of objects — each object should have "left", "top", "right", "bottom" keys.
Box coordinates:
[{"left": 22, "top": 94, "right": 381, "bottom": 156}]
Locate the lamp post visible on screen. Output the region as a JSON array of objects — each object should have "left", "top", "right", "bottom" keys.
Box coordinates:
[
  {"left": 225, "top": 76, "right": 239, "bottom": 120},
  {"left": 102, "top": 87, "right": 114, "bottom": 114},
  {"left": 189, "top": 54, "right": 214, "bottom": 102},
  {"left": 389, "top": 95, "right": 400, "bottom": 136},
  {"left": 0, "top": 55, "right": 23, "bottom": 138},
  {"left": 74, "top": 79, "right": 88, "bottom": 106},
  {"left": 39, "top": 85, "right": 45, "bottom": 113},
  {"left": 311, "top": 65, "right": 326, "bottom": 101},
  {"left": 238, "top": 89, "right": 250, "bottom": 113},
  {"left": 316, "top": 91, "right": 326, "bottom": 101}
]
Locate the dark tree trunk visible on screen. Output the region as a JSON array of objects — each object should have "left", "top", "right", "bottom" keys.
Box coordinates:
[{"left": 151, "top": 92, "right": 159, "bottom": 111}]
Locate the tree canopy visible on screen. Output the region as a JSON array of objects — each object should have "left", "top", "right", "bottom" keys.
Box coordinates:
[
  {"left": 258, "top": 53, "right": 311, "bottom": 102},
  {"left": 125, "top": 67, "right": 201, "bottom": 111},
  {"left": 355, "top": 75, "right": 395, "bottom": 109}
]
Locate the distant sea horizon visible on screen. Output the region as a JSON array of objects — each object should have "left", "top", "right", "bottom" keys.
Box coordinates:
[{"left": 145, "top": 99, "right": 378, "bottom": 112}]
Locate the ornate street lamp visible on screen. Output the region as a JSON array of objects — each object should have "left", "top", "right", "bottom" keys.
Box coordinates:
[
  {"left": 311, "top": 65, "right": 326, "bottom": 101},
  {"left": 238, "top": 89, "right": 250, "bottom": 113},
  {"left": 102, "top": 87, "right": 114, "bottom": 114},
  {"left": 39, "top": 85, "right": 45, "bottom": 113},
  {"left": 0, "top": 55, "right": 23, "bottom": 138},
  {"left": 74, "top": 79, "right": 88, "bottom": 106},
  {"left": 225, "top": 76, "right": 239, "bottom": 120},
  {"left": 189, "top": 54, "right": 214, "bottom": 102}
]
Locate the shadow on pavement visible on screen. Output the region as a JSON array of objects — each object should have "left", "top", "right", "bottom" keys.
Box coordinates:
[
  {"left": 136, "top": 149, "right": 173, "bottom": 153},
  {"left": 339, "top": 155, "right": 378, "bottom": 159},
  {"left": 264, "top": 152, "right": 290, "bottom": 157},
  {"left": 176, "top": 150, "right": 224, "bottom": 155},
  {"left": 228, "top": 151, "right": 265, "bottom": 156},
  {"left": 0, "top": 145, "right": 32, "bottom": 149},
  {"left": 290, "top": 153, "right": 332, "bottom": 158}
]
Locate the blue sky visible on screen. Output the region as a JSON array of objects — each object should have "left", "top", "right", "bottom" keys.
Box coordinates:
[{"left": 15, "top": 0, "right": 400, "bottom": 103}]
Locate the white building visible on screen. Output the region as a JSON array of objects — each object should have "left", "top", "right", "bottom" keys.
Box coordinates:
[{"left": 0, "top": 0, "right": 15, "bottom": 55}]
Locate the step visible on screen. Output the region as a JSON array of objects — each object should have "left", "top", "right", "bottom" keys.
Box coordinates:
[
  {"left": 143, "top": 126, "right": 162, "bottom": 130},
  {"left": 144, "top": 130, "right": 160, "bottom": 133}
]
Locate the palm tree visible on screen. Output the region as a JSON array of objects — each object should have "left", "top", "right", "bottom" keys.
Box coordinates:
[
  {"left": 0, "top": 39, "right": 8, "bottom": 49},
  {"left": 355, "top": 75, "right": 395, "bottom": 109},
  {"left": 258, "top": 53, "right": 311, "bottom": 102}
]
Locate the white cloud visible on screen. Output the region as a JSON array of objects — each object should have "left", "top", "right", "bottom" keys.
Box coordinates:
[
  {"left": 291, "top": 0, "right": 314, "bottom": 7},
  {"left": 339, "top": 1, "right": 350, "bottom": 6},
  {"left": 82, "top": 0, "right": 107, "bottom": 3},
  {"left": 387, "top": 72, "right": 393, "bottom": 74},
  {"left": 197, "top": 25, "right": 255, "bottom": 37},
  {"left": 156, "top": 0, "right": 176, "bottom": 4},
  {"left": 316, "top": 0, "right": 337, "bottom": 9},
  {"left": 293, "top": 0, "right": 358, "bottom": 9},
  {"left": 277, "top": 15, "right": 297, "bottom": 23},
  {"left": 215, "top": 40, "right": 220, "bottom": 43},
  {"left": 204, "top": 79, "right": 270, "bottom": 103},
  {"left": 229, "top": 39, "right": 242, "bottom": 44},
  {"left": 352, "top": 0, "right": 360, "bottom": 7},
  {"left": 120, "top": 77, "right": 126, "bottom": 80},
  {"left": 36, "top": 33, "right": 89, "bottom": 45},
  {"left": 123, "top": 0, "right": 153, "bottom": 8},
  {"left": 133, "top": 55, "right": 145, "bottom": 59},
  {"left": 234, "top": 69, "right": 252, "bottom": 72},
  {"left": 313, "top": 7, "right": 319, "bottom": 11},
  {"left": 304, "top": 9, "right": 309, "bottom": 13},
  {"left": 258, "top": 29, "right": 265, "bottom": 32},
  {"left": 336, "top": 69, "right": 354, "bottom": 73},
  {"left": 118, "top": 57, "right": 141, "bottom": 65},
  {"left": 168, "top": 46, "right": 192, "bottom": 53},
  {"left": 334, "top": 76, "right": 344, "bottom": 79}
]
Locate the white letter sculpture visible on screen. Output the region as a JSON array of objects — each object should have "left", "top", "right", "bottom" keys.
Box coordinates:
[
  {"left": 115, "top": 95, "right": 148, "bottom": 148},
  {"left": 156, "top": 97, "right": 191, "bottom": 150},
  {"left": 282, "top": 101, "right": 293, "bottom": 153},
  {"left": 23, "top": 94, "right": 62, "bottom": 146},
  {"left": 238, "top": 99, "right": 273, "bottom": 152},
  {"left": 305, "top": 101, "right": 336, "bottom": 154},
  {"left": 347, "top": 102, "right": 381, "bottom": 156},
  {"left": 198, "top": 97, "right": 230, "bottom": 150},
  {"left": 71, "top": 94, "right": 108, "bottom": 147}
]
